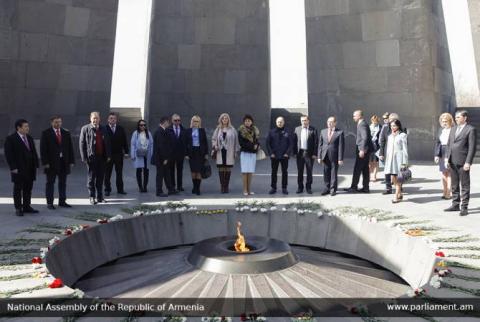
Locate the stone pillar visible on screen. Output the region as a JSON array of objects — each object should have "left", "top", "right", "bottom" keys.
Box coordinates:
[
  {"left": 147, "top": 0, "right": 270, "bottom": 137},
  {"left": 305, "top": 0, "right": 455, "bottom": 160},
  {"left": 0, "top": 0, "right": 118, "bottom": 147}
]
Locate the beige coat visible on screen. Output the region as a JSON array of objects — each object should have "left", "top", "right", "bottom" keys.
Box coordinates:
[{"left": 212, "top": 127, "right": 240, "bottom": 165}]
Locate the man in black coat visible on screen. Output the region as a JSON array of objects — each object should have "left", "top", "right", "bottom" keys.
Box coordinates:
[
  {"left": 152, "top": 116, "right": 174, "bottom": 197},
  {"left": 292, "top": 115, "right": 318, "bottom": 194},
  {"left": 40, "top": 116, "right": 75, "bottom": 209},
  {"left": 104, "top": 112, "right": 129, "bottom": 196},
  {"left": 345, "top": 109, "right": 373, "bottom": 193},
  {"left": 266, "top": 116, "right": 292, "bottom": 195},
  {"left": 4, "top": 119, "right": 39, "bottom": 215},
  {"left": 318, "top": 116, "right": 345, "bottom": 196},
  {"left": 444, "top": 110, "right": 477, "bottom": 216},
  {"left": 79, "top": 112, "right": 111, "bottom": 205},
  {"left": 168, "top": 114, "right": 187, "bottom": 192}
]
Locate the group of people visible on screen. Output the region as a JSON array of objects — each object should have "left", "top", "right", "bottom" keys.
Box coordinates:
[{"left": 3, "top": 109, "right": 476, "bottom": 216}]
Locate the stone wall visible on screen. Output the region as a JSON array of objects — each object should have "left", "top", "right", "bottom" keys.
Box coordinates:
[
  {"left": 0, "top": 0, "right": 118, "bottom": 146},
  {"left": 305, "top": 0, "right": 455, "bottom": 159},
  {"left": 147, "top": 0, "right": 270, "bottom": 138}
]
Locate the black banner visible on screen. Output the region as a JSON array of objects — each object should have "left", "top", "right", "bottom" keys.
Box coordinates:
[{"left": 1, "top": 298, "right": 480, "bottom": 318}]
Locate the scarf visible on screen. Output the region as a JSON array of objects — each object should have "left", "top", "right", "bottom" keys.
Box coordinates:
[{"left": 238, "top": 124, "right": 259, "bottom": 143}]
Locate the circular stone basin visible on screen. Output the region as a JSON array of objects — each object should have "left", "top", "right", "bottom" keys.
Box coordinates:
[{"left": 187, "top": 236, "right": 297, "bottom": 274}]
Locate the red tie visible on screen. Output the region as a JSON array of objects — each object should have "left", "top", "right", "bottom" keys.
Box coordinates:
[{"left": 56, "top": 129, "right": 62, "bottom": 145}]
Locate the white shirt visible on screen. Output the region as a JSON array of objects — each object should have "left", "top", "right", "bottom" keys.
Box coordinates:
[
  {"left": 439, "top": 128, "right": 451, "bottom": 145},
  {"left": 300, "top": 127, "right": 308, "bottom": 150},
  {"left": 455, "top": 124, "right": 465, "bottom": 138}
]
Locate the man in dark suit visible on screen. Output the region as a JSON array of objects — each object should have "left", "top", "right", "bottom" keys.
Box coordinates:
[
  {"left": 4, "top": 119, "right": 39, "bottom": 215},
  {"left": 345, "top": 109, "right": 373, "bottom": 193},
  {"left": 444, "top": 110, "right": 477, "bottom": 216},
  {"left": 79, "top": 111, "right": 111, "bottom": 205},
  {"left": 293, "top": 115, "right": 318, "bottom": 194},
  {"left": 104, "top": 112, "right": 129, "bottom": 196},
  {"left": 152, "top": 116, "right": 174, "bottom": 197},
  {"left": 40, "top": 116, "right": 75, "bottom": 209},
  {"left": 378, "top": 112, "right": 398, "bottom": 194},
  {"left": 318, "top": 116, "right": 345, "bottom": 196},
  {"left": 266, "top": 116, "right": 291, "bottom": 195},
  {"left": 168, "top": 113, "right": 187, "bottom": 192}
]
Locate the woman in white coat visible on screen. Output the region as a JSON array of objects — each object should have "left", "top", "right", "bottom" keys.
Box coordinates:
[
  {"left": 130, "top": 120, "right": 153, "bottom": 192},
  {"left": 384, "top": 119, "right": 408, "bottom": 203}
]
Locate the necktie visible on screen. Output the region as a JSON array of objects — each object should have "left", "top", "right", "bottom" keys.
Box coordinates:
[
  {"left": 176, "top": 126, "right": 179, "bottom": 138},
  {"left": 56, "top": 129, "right": 62, "bottom": 145},
  {"left": 22, "top": 135, "right": 30, "bottom": 151},
  {"left": 111, "top": 126, "right": 115, "bottom": 134},
  {"left": 455, "top": 126, "right": 462, "bottom": 138},
  {"left": 328, "top": 129, "right": 333, "bottom": 142}
]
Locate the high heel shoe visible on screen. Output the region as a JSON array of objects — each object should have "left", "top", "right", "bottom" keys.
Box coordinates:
[{"left": 391, "top": 199, "right": 401, "bottom": 203}]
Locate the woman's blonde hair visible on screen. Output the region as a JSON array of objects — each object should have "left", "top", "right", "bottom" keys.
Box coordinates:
[
  {"left": 438, "top": 113, "right": 453, "bottom": 127},
  {"left": 370, "top": 115, "right": 379, "bottom": 123},
  {"left": 190, "top": 115, "right": 202, "bottom": 128},
  {"left": 217, "top": 113, "right": 233, "bottom": 128}
]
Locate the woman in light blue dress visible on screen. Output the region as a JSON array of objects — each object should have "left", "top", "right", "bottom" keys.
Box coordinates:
[
  {"left": 384, "top": 119, "right": 408, "bottom": 203},
  {"left": 130, "top": 120, "right": 153, "bottom": 192}
]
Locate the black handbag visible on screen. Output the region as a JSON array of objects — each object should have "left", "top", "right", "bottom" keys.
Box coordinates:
[
  {"left": 398, "top": 166, "right": 412, "bottom": 183},
  {"left": 201, "top": 160, "right": 212, "bottom": 179}
]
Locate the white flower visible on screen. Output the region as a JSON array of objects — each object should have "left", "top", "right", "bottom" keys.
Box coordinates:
[
  {"left": 282, "top": 207, "right": 287, "bottom": 212},
  {"left": 48, "top": 236, "right": 60, "bottom": 247},
  {"left": 297, "top": 209, "right": 304, "bottom": 214},
  {"left": 201, "top": 318, "right": 209, "bottom": 322},
  {"left": 40, "top": 247, "right": 49, "bottom": 258},
  {"left": 256, "top": 317, "right": 267, "bottom": 322},
  {"left": 243, "top": 206, "right": 250, "bottom": 210},
  {"left": 109, "top": 214, "right": 123, "bottom": 222},
  {"left": 260, "top": 208, "right": 267, "bottom": 213},
  {"left": 72, "top": 288, "right": 85, "bottom": 298},
  {"left": 251, "top": 207, "right": 258, "bottom": 212},
  {"left": 406, "top": 289, "right": 416, "bottom": 297},
  {"left": 317, "top": 211, "right": 324, "bottom": 218},
  {"left": 235, "top": 207, "right": 240, "bottom": 212},
  {"left": 327, "top": 212, "right": 333, "bottom": 217},
  {"left": 133, "top": 210, "right": 143, "bottom": 216},
  {"left": 270, "top": 206, "right": 277, "bottom": 211},
  {"left": 293, "top": 207, "right": 298, "bottom": 211},
  {"left": 164, "top": 208, "right": 171, "bottom": 213},
  {"left": 32, "top": 263, "right": 42, "bottom": 269}
]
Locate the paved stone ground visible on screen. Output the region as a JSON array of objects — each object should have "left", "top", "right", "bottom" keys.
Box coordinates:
[{"left": 0, "top": 159, "right": 479, "bottom": 322}]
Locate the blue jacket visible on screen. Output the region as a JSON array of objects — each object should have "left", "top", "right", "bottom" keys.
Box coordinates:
[{"left": 266, "top": 127, "right": 292, "bottom": 159}]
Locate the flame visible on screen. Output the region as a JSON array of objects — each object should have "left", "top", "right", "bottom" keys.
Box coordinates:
[{"left": 234, "top": 221, "right": 250, "bottom": 252}]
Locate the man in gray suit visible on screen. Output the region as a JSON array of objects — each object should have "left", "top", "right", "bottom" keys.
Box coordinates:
[
  {"left": 444, "top": 110, "right": 477, "bottom": 216},
  {"left": 318, "top": 116, "right": 345, "bottom": 196},
  {"left": 345, "top": 109, "right": 373, "bottom": 193}
]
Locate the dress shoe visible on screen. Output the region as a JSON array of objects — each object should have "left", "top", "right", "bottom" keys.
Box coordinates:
[
  {"left": 117, "top": 191, "right": 127, "bottom": 195},
  {"left": 15, "top": 209, "right": 24, "bottom": 216},
  {"left": 104, "top": 191, "right": 111, "bottom": 197},
  {"left": 156, "top": 192, "right": 168, "bottom": 197},
  {"left": 320, "top": 190, "right": 330, "bottom": 196},
  {"left": 178, "top": 187, "right": 185, "bottom": 192},
  {"left": 58, "top": 202, "right": 72, "bottom": 208},
  {"left": 23, "top": 207, "right": 39, "bottom": 213},
  {"left": 344, "top": 187, "right": 358, "bottom": 193},
  {"left": 47, "top": 204, "right": 56, "bottom": 210},
  {"left": 97, "top": 198, "right": 107, "bottom": 203},
  {"left": 444, "top": 205, "right": 460, "bottom": 212},
  {"left": 306, "top": 189, "right": 312, "bottom": 194},
  {"left": 460, "top": 209, "right": 468, "bottom": 216},
  {"left": 269, "top": 188, "right": 276, "bottom": 194},
  {"left": 382, "top": 190, "right": 392, "bottom": 195},
  {"left": 330, "top": 191, "right": 337, "bottom": 196},
  {"left": 358, "top": 188, "right": 370, "bottom": 193},
  {"left": 282, "top": 188, "right": 288, "bottom": 195},
  {"left": 89, "top": 197, "right": 97, "bottom": 205},
  {"left": 296, "top": 188, "right": 304, "bottom": 194}
]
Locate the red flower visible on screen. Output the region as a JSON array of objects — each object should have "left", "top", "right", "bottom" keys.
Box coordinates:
[
  {"left": 31, "top": 257, "right": 42, "bottom": 264},
  {"left": 96, "top": 218, "right": 109, "bottom": 224},
  {"left": 63, "top": 229, "right": 73, "bottom": 236},
  {"left": 435, "top": 251, "right": 445, "bottom": 257},
  {"left": 240, "top": 313, "right": 247, "bottom": 321},
  {"left": 48, "top": 278, "right": 64, "bottom": 288}
]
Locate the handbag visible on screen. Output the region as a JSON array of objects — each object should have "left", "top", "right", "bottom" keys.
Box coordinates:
[
  {"left": 201, "top": 160, "right": 212, "bottom": 179},
  {"left": 136, "top": 147, "right": 147, "bottom": 157},
  {"left": 256, "top": 148, "right": 266, "bottom": 161},
  {"left": 398, "top": 165, "right": 412, "bottom": 184}
]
